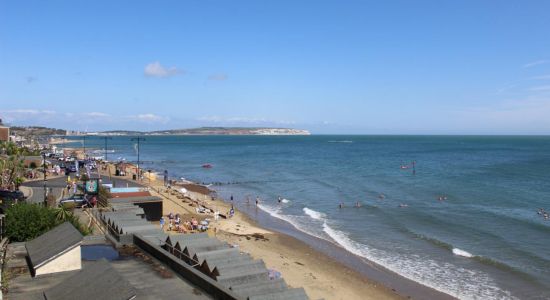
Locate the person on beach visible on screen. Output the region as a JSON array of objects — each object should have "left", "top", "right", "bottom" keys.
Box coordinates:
[
  {"left": 175, "top": 214, "right": 181, "bottom": 231},
  {"left": 256, "top": 196, "right": 260, "bottom": 206},
  {"left": 246, "top": 196, "right": 250, "bottom": 205},
  {"left": 229, "top": 206, "right": 235, "bottom": 218},
  {"left": 160, "top": 217, "right": 165, "bottom": 230},
  {"left": 230, "top": 194, "right": 234, "bottom": 201},
  {"left": 355, "top": 201, "right": 361, "bottom": 208},
  {"left": 339, "top": 202, "right": 344, "bottom": 209},
  {"left": 169, "top": 212, "right": 174, "bottom": 223}
]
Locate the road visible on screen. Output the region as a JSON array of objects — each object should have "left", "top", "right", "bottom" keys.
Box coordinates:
[
  {"left": 21, "top": 176, "right": 67, "bottom": 204},
  {"left": 21, "top": 172, "right": 144, "bottom": 204}
]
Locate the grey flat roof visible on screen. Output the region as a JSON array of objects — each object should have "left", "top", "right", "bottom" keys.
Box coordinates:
[
  {"left": 109, "top": 196, "right": 162, "bottom": 203},
  {"left": 43, "top": 259, "right": 138, "bottom": 300},
  {"left": 25, "top": 222, "right": 83, "bottom": 269},
  {"left": 165, "top": 232, "right": 209, "bottom": 246}
]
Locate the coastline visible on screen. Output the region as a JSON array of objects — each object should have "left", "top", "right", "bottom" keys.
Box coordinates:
[{"left": 103, "top": 163, "right": 455, "bottom": 300}]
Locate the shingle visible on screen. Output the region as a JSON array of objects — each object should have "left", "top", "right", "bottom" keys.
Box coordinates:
[{"left": 25, "top": 222, "right": 83, "bottom": 269}]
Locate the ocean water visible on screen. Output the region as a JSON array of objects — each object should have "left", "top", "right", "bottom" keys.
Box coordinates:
[{"left": 72, "top": 135, "right": 550, "bottom": 299}]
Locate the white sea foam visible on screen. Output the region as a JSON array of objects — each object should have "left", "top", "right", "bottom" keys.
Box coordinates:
[
  {"left": 256, "top": 204, "right": 326, "bottom": 240},
  {"left": 328, "top": 140, "right": 353, "bottom": 143},
  {"left": 452, "top": 248, "right": 474, "bottom": 258},
  {"left": 321, "top": 222, "right": 516, "bottom": 300},
  {"left": 303, "top": 207, "right": 325, "bottom": 220},
  {"left": 281, "top": 198, "right": 290, "bottom": 203}
]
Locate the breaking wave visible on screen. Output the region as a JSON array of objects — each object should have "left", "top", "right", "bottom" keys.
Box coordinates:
[
  {"left": 452, "top": 248, "right": 474, "bottom": 258},
  {"left": 321, "top": 221, "right": 516, "bottom": 300},
  {"left": 303, "top": 207, "right": 325, "bottom": 220}
]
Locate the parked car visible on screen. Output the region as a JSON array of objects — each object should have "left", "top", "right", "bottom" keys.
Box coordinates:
[
  {"left": 67, "top": 165, "right": 77, "bottom": 173},
  {"left": 59, "top": 194, "right": 89, "bottom": 208},
  {"left": 0, "top": 190, "right": 25, "bottom": 214},
  {"left": 0, "top": 190, "right": 25, "bottom": 201}
]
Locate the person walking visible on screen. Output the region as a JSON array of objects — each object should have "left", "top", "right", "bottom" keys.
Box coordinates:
[{"left": 160, "top": 217, "right": 165, "bottom": 230}]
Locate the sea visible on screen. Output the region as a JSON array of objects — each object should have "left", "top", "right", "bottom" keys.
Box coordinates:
[{"left": 66, "top": 135, "right": 550, "bottom": 299}]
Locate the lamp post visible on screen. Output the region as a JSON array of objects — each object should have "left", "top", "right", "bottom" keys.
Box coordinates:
[
  {"left": 130, "top": 137, "right": 145, "bottom": 180},
  {"left": 42, "top": 152, "right": 47, "bottom": 206},
  {"left": 82, "top": 135, "right": 87, "bottom": 159},
  {"left": 102, "top": 136, "right": 112, "bottom": 162}
]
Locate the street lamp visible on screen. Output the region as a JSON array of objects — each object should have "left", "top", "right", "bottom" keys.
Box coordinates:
[
  {"left": 130, "top": 137, "right": 145, "bottom": 180},
  {"left": 42, "top": 152, "right": 47, "bottom": 206}
]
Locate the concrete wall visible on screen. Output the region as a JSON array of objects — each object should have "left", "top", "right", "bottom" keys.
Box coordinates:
[{"left": 35, "top": 246, "right": 81, "bottom": 276}]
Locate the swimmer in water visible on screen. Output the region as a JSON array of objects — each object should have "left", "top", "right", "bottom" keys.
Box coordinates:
[
  {"left": 355, "top": 201, "right": 361, "bottom": 208},
  {"left": 399, "top": 203, "right": 408, "bottom": 208},
  {"left": 378, "top": 193, "right": 385, "bottom": 200},
  {"left": 278, "top": 196, "right": 282, "bottom": 203},
  {"left": 339, "top": 202, "right": 344, "bottom": 209}
]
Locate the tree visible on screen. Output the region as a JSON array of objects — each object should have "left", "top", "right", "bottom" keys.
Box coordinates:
[
  {"left": 0, "top": 154, "right": 25, "bottom": 189},
  {"left": 5, "top": 203, "right": 58, "bottom": 242},
  {"left": 5, "top": 203, "right": 91, "bottom": 242}
]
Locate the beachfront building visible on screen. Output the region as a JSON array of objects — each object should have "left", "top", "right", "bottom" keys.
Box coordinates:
[
  {"left": 25, "top": 222, "right": 83, "bottom": 276},
  {"left": 0, "top": 125, "right": 9, "bottom": 142}
]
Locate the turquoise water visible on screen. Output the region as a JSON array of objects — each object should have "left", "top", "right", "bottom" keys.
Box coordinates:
[{"left": 74, "top": 135, "right": 550, "bottom": 299}]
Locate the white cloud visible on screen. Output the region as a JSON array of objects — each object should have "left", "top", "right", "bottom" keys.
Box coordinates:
[
  {"left": 85, "top": 112, "right": 110, "bottom": 117},
  {"left": 523, "top": 60, "right": 550, "bottom": 68},
  {"left": 208, "top": 73, "right": 228, "bottom": 81},
  {"left": 3, "top": 109, "right": 56, "bottom": 115},
  {"left": 128, "top": 113, "right": 170, "bottom": 123},
  {"left": 144, "top": 61, "right": 181, "bottom": 78}
]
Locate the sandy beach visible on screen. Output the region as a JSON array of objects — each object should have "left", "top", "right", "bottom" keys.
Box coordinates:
[{"left": 102, "top": 165, "right": 403, "bottom": 300}]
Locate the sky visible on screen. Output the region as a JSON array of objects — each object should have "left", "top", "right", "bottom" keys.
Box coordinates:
[{"left": 1, "top": 0, "right": 550, "bottom": 134}]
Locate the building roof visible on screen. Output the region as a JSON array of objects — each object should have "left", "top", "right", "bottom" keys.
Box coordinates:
[
  {"left": 26, "top": 222, "right": 83, "bottom": 269},
  {"left": 43, "top": 259, "right": 138, "bottom": 300},
  {"left": 109, "top": 195, "right": 162, "bottom": 204},
  {"left": 110, "top": 191, "right": 152, "bottom": 198}
]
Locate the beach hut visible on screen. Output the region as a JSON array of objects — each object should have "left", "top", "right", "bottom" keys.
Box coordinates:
[{"left": 25, "top": 222, "right": 83, "bottom": 276}]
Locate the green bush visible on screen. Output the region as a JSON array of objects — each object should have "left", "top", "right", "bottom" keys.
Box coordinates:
[
  {"left": 5, "top": 203, "right": 91, "bottom": 242},
  {"left": 5, "top": 203, "right": 58, "bottom": 242}
]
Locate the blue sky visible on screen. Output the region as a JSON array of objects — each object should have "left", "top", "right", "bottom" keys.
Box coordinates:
[{"left": 1, "top": 1, "right": 550, "bottom": 134}]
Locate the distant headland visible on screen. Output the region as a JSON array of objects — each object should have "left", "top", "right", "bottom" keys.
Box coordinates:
[{"left": 68, "top": 127, "right": 311, "bottom": 136}]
